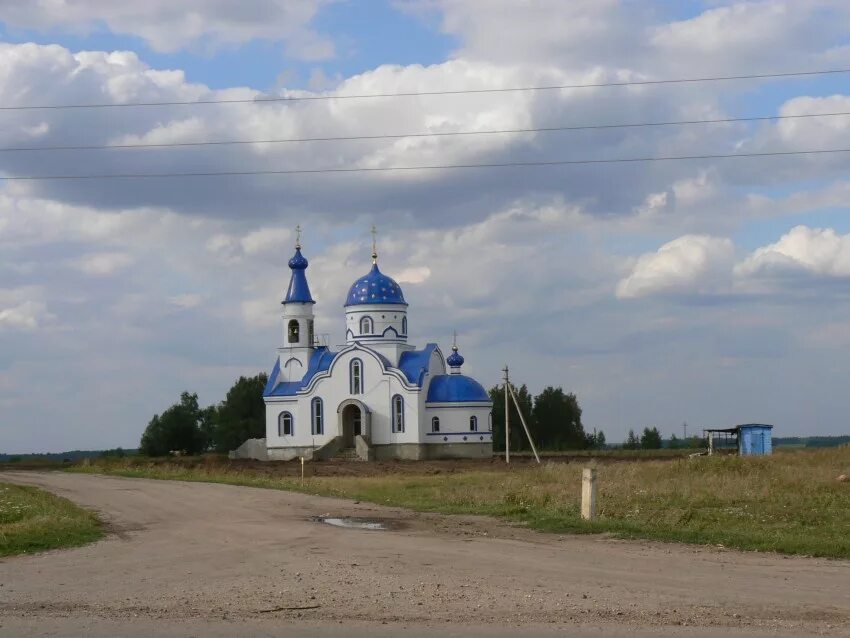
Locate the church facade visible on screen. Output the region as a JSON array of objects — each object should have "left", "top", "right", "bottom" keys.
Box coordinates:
[{"left": 259, "top": 236, "right": 493, "bottom": 461}]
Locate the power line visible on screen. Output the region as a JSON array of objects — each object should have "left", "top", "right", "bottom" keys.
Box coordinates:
[
  {"left": 2, "top": 110, "right": 849, "bottom": 153},
  {"left": 1, "top": 68, "right": 849, "bottom": 112},
  {"left": 1, "top": 147, "right": 848, "bottom": 181}
]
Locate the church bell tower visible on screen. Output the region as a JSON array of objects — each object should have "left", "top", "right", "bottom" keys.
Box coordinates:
[{"left": 278, "top": 226, "right": 316, "bottom": 382}]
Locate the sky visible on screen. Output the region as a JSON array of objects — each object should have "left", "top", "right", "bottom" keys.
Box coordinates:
[{"left": 2, "top": 1, "right": 850, "bottom": 453}]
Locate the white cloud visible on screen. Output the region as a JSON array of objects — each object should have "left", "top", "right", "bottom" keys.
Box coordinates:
[
  {"left": 168, "top": 294, "right": 205, "bottom": 309},
  {"left": 616, "top": 235, "right": 735, "bottom": 299},
  {"left": 240, "top": 227, "right": 293, "bottom": 256},
  {"left": 72, "top": 252, "right": 134, "bottom": 276},
  {"left": 0, "top": 288, "right": 51, "bottom": 331},
  {"left": 0, "top": 300, "right": 46, "bottom": 331},
  {"left": 0, "top": 0, "right": 334, "bottom": 57},
  {"left": 736, "top": 226, "right": 850, "bottom": 278},
  {"left": 395, "top": 266, "right": 431, "bottom": 284}
]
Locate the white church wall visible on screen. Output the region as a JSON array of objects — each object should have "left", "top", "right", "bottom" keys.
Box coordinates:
[
  {"left": 424, "top": 404, "right": 493, "bottom": 446},
  {"left": 308, "top": 347, "right": 422, "bottom": 446}
]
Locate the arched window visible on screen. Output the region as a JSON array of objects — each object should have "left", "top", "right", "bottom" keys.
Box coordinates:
[
  {"left": 350, "top": 359, "right": 363, "bottom": 395},
  {"left": 278, "top": 411, "right": 293, "bottom": 437},
  {"left": 392, "top": 394, "right": 405, "bottom": 433},
  {"left": 360, "top": 316, "right": 373, "bottom": 335},
  {"left": 311, "top": 398, "right": 323, "bottom": 435},
  {"left": 431, "top": 416, "right": 440, "bottom": 433},
  {"left": 402, "top": 316, "right": 408, "bottom": 335},
  {"left": 470, "top": 415, "right": 478, "bottom": 432},
  {"left": 287, "top": 320, "right": 300, "bottom": 344}
]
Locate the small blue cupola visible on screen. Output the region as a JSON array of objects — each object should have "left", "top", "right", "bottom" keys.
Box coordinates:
[
  {"left": 283, "top": 239, "right": 315, "bottom": 305},
  {"left": 447, "top": 344, "right": 465, "bottom": 374}
]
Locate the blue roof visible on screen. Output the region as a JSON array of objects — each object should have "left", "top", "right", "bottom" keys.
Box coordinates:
[
  {"left": 283, "top": 247, "right": 315, "bottom": 304},
  {"left": 427, "top": 374, "right": 491, "bottom": 403},
  {"left": 398, "top": 343, "right": 438, "bottom": 386},
  {"left": 263, "top": 347, "right": 337, "bottom": 397},
  {"left": 345, "top": 263, "right": 406, "bottom": 306},
  {"left": 446, "top": 347, "right": 464, "bottom": 368}
]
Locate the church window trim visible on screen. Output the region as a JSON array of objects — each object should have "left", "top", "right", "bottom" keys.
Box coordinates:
[
  {"left": 392, "top": 394, "right": 405, "bottom": 433},
  {"left": 431, "top": 416, "right": 440, "bottom": 433},
  {"left": 311, "top": 398, "right": 323, "bottom": 435},
  {"left": 360, "top": 316, "right": 373, "bottom": 335},
  {"left": 278, "top": 411, "right": 294, "bottom": 437},
  {"left": 287, "top": 320, "right": 300, "bottom": 344},
  {"left": 470, "top": 415, "right": 478, "bottom": 432},
  {"left": 350, "top": 358, "right": 363, "bottom": 395}
]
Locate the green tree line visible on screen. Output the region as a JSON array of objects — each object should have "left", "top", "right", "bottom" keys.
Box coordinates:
[
  {"left": 488, "top": 384, "right": 605, "bottom": 451},
  {"left": 139, "top": 374, "right": 267, "bottom": 456}
]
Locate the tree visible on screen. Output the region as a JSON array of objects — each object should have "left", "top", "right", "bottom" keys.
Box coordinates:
[
  {"left": 640, "top": 426, "right": 663, "bottom": 450},
  {"left": 532, "top": 386, "right": 588, "bottom": 450},
  {"left": 211, "top": 373, "right": 268, "bottom": 453},
  {"left": 587, "top": 429, "right": 606, "bottom": 449},
  {"left": 489, "top": 383, "right": 535, "bottom": 452},
  {"left": 139, "top": 392, "right": 208, "bottom": 456},
  {"left": 624, "top": 429, "right": 640, "bottom": 450},
  {"left": 668, "top": 433, "right": 680, "bottom": 449}
]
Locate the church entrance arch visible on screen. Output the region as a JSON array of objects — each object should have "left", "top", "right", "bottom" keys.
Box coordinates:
[{"left": 337, "top": 399, "right": 371, "bottom": 447}]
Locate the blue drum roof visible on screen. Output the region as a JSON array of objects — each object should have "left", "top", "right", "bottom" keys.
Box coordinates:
[
  {"left": 345, "top": 263, "right": 406, "bottom": 306},
  {"left": 427, "top": 375, "right": 491, "bottom": 403}
]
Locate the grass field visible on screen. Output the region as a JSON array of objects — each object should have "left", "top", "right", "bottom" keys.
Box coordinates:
[
  {"left": 0, "top": 482, "right": 103, "bottom": 557},
  {"left": 70, "top": 447, "right": 850, "bottom": 558}
]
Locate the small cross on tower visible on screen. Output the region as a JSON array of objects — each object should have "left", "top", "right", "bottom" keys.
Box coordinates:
[
  {"left": 295, "top": 224, "right": 302, "bottom": 250},
  {"left": 371, "top": 225, "right": 378, "bottom": 263}
]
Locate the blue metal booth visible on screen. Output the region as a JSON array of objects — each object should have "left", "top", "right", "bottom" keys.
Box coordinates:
[{"left": 704, "top": 424, "right": 773, "bottom": 456}]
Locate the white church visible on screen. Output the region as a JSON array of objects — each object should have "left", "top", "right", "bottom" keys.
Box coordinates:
[{"left": 242, "top": 232, "right": 493, "bottom": 461}]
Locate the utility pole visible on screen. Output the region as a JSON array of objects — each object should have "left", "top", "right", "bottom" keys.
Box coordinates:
[
  {"left": 683, "top": 421, "right": 688, "bottom": 440},
  {"left": 503, "top": 365, "right": 510, "bottom": 464},
  {"left": 507, "top": 382, "right": 541, "bottom": 464}
]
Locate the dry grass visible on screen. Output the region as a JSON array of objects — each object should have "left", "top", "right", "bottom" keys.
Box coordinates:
[
  {"left": 71, "top": 447, "right": 850, "bottom": 558},
  {"left": 0, "top": 482, "right": 103, "bottom": 556}
]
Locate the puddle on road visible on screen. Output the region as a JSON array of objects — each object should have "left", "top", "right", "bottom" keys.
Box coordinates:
[{"left": 311, "top": 516, "right": 396, "bottom": 531}]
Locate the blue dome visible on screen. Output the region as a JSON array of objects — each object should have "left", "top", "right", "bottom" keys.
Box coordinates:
[
  {"left": 345, "top": 263, "right": 407, "bottom": 306},
  {"left": 283, "top": 247, "right": 315, "bottom": 304},
  {"left": 447, "top": 346, "right": 465, "bottom": 368},
  {"left": 288, "top": 248, "right": 308, "bottom": 270},
  {"left": 427, "top": 375, "right": 490, "bottom": 403}
]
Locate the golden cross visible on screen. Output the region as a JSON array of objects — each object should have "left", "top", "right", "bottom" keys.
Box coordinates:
[
  {"left": 295, "top": 224, "right": 302, "bottom": 249},
  {"left": 371, "top": 225, "right": 378, "bottom": 262}
]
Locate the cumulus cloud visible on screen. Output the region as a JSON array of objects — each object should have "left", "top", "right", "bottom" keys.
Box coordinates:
[
  {"left": 0, "top": 41, "right": 743, "bottom": 227},
  {"left": 0, "top": 0, "right": 334, "bottom": 56},
  {"left": 72, "top": 252, "right": 134, "bottom": 276},
  {"left": 736, "top": 226, "right": 850, "bottom": 278},
  {"left": 0, "top": 288, "right": 51, "bottom": 331},
  {"left": 616, "top": 235, "right": 735, "bottom": 299}
]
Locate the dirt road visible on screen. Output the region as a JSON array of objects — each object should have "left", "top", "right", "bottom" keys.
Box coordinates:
[{"left": 1, "top": 472, "right": 847, "bottom": 637}]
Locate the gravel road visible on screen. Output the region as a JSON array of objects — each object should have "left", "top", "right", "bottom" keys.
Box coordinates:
[{"left": 0, "top": 471, "right": 847, "bottom": 637}]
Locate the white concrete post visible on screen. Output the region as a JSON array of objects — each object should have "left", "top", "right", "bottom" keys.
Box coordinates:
[{"left": 581, "top": 467, "right": 597, "bottom": 521}]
